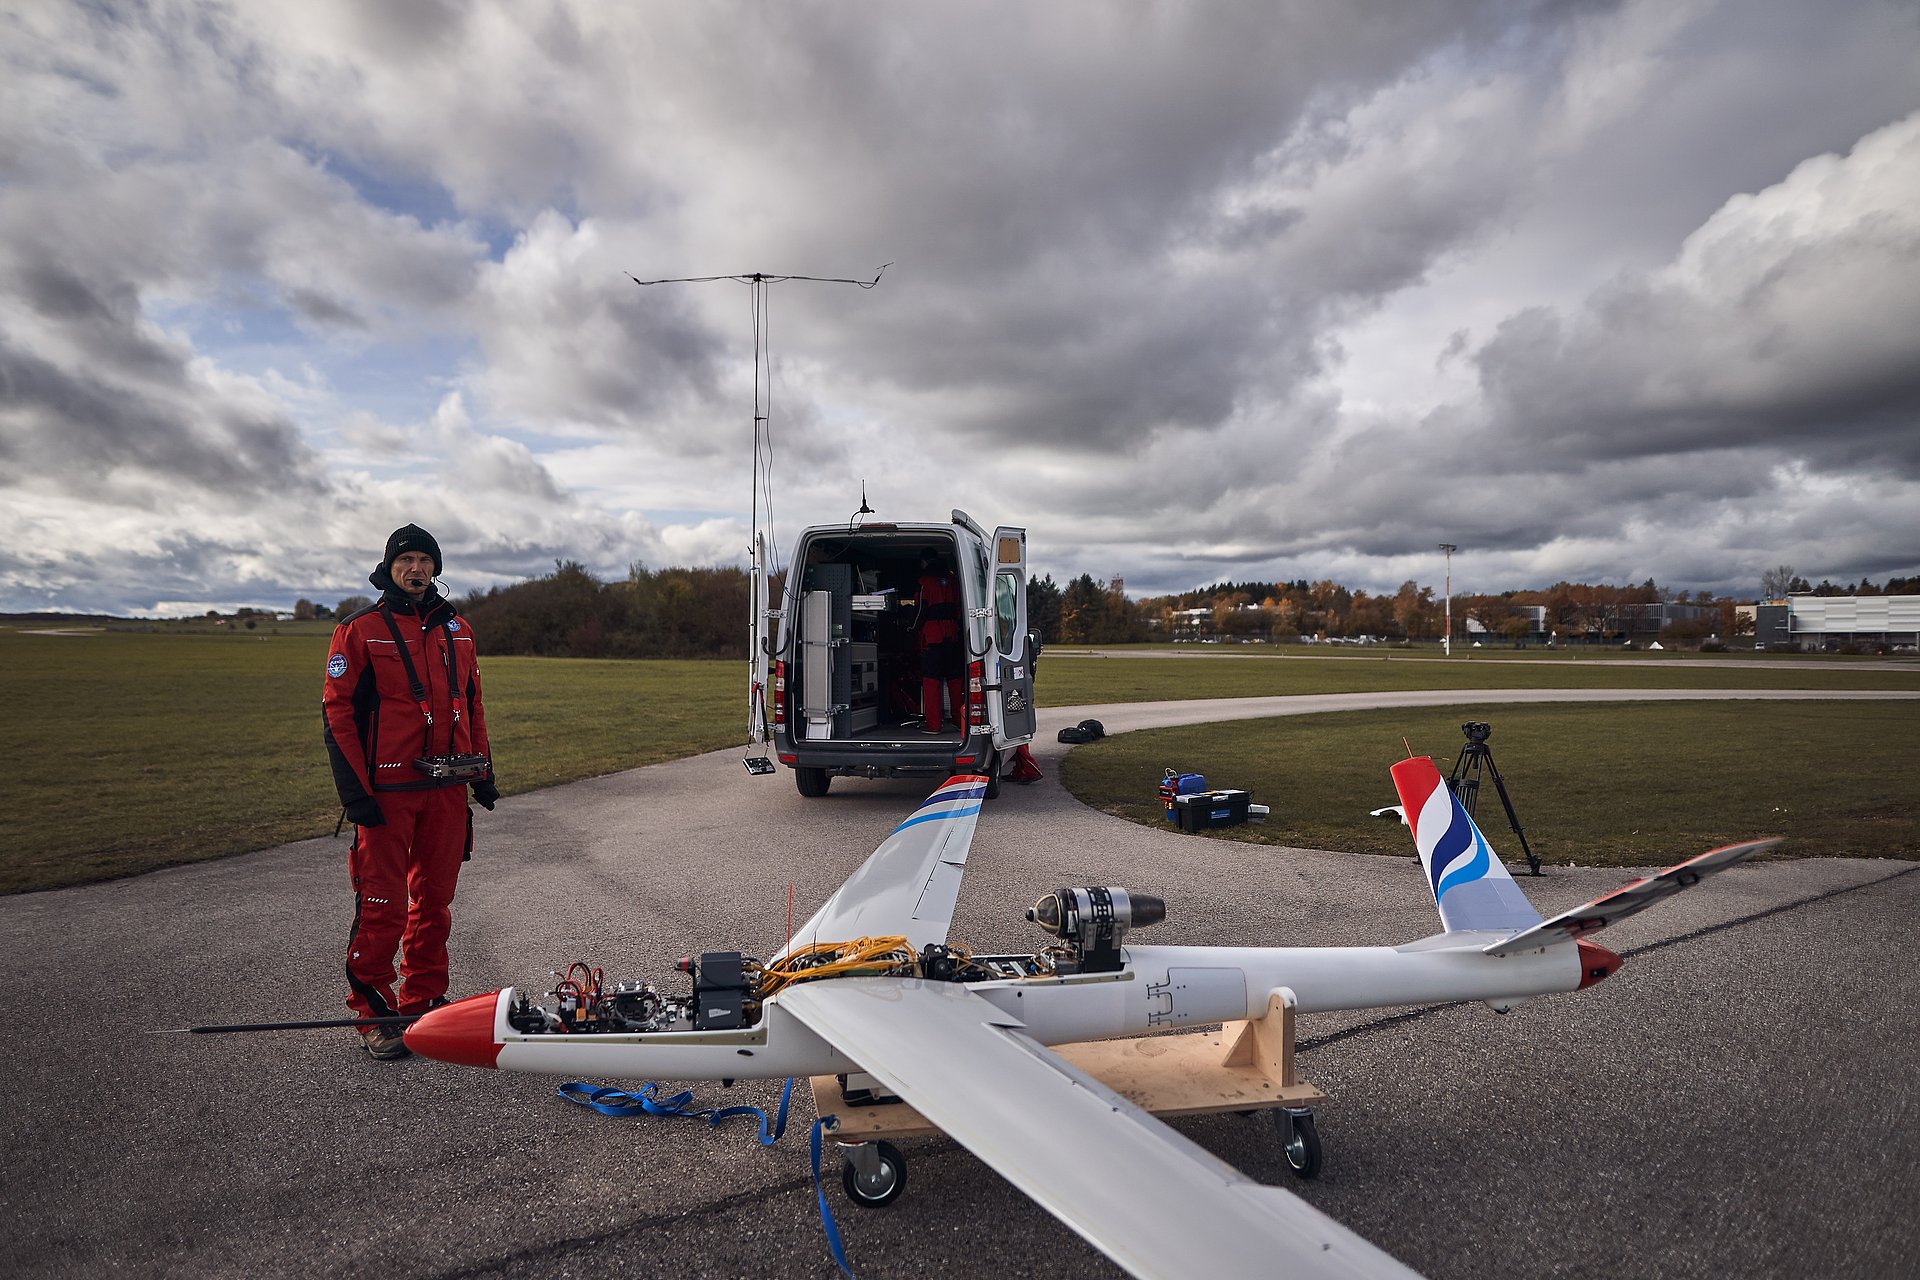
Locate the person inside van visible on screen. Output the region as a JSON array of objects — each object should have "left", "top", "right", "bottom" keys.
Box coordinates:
[{"left": 912, "top": 551, "right": 966, "bottom": 734}]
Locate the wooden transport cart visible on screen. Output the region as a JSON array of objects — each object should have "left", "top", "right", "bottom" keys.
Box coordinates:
[{"left": 812, "top": 990, "right": 1328, "bottom": 1206}]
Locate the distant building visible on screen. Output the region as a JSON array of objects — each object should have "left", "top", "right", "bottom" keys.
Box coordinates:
[
  {"left": 1465, "top": 604, "right": 1547, "bottom": 643},
  {"left": 1168, "top": 606, "right": 1212, "bottom": 639},
  {"left": 1754, "top": 595, "right": 1920, "bottom": 649},
  {"left": 1614, "top": 602, "right": 1715, "bottom": 640},
  {"left": 1486, "top": 601, "right": 1712, "bottom": 645}
]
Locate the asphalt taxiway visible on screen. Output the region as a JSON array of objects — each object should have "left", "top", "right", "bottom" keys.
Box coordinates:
[{"left": 2, "top": 689, "right": 1914, "bottom": 1279}]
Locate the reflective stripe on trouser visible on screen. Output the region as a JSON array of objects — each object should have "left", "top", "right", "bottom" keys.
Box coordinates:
[{"left": 346, "top": 785, "right": 468, "bottom": 1018}]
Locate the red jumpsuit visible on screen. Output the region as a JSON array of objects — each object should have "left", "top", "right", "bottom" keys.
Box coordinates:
[
  {"left": 915, "top": 570, "right": 966, "bottom": 734},
  {"left": 323, "top": 593, "right": 490, "bottom": 1018}
]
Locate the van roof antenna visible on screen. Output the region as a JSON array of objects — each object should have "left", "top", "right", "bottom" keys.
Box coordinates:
[
  {"left": 629, "top": 264, "right": 890, "bottom": 774},
  {"left": 850, "top": 481, "right": 874, "bottom": 529}
]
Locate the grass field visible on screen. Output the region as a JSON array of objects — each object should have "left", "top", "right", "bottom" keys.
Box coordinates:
[
  {"left": 3, "top": 628, "right": 1915, "bottom": 892},
  {"left": 1058, "top": 702, "right": 1920, "bottom": 866},
  {"left": 0, "top": 631, "right": 742, "bottom": 894},
  {"left": 1031, "top": 648, "right": 1912, "bottom": 704}
]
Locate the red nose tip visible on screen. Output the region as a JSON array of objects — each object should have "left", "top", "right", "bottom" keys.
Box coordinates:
[
  {"left": 404, "top": 990, "right": 504, "bottom": 1068},
  {"left": 1576, "top": 939, "right": 1624, "bottom": 989}
]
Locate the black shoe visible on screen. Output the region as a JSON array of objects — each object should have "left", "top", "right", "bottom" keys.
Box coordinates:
[{"left": 360, "top": 1024, "right": 411, "bottom": 1060}]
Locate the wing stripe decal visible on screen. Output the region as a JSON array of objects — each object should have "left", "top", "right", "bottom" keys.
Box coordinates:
[
  {"left": 771, "top": 775, "right": 989, "bottom": 962},
  {"left": 893, "top": 801, "right": 982, "bottom": 833}
]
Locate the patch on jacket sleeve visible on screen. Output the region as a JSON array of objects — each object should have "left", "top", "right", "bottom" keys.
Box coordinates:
[{"left": 327, "top": 653, "right": 349, "bottom": 678}]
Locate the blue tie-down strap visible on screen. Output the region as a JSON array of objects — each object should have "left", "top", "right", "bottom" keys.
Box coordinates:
[
  {"left": 811, "top": 1117, "right": 856, "bottom": 1278},
  {"left": 556, "top": 1076, "right": 796, "bottom": 1146},
  {"left": 558, "top": 1079, "right": 855, "bottom": 1275}
]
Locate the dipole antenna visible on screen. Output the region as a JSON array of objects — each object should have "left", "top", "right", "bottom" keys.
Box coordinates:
[
  {"left": 629, "top": 265, "right": 889, "bottom": 772},
  {"left": 629, "top": 267, "right": 888, "bottom": 576}
]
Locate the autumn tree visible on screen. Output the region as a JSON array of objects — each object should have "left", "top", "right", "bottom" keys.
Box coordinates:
[{"left": 1392, "top": 580, "right": 1435, "bottom": 638}]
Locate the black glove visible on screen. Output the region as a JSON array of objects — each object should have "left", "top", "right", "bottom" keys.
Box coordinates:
[
  {"left": 344, "top": 796, "right": 385, "bottom": 827},
  {"left": 471, "top": 779, "right": 500, "bottom": 811}
]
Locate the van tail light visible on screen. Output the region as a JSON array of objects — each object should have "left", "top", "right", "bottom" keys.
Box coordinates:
[
  {"left": 773, "top": 660, "right": 785, "bottom": 728},
  {"left": 967, "top": 659, "right": 986, "bottom": 735}
]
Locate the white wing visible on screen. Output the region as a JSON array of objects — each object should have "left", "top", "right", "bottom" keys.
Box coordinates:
[
  {"left": 779, "top": 977, "right": 1421, "bottom": 1280},
  {"left": 772, "top": 775, "right": 987, "bottom": 962}
]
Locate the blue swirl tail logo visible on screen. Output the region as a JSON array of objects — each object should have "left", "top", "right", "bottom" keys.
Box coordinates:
[{"left": 1427, "top": 794, "right": 1491, "bottom": 902}]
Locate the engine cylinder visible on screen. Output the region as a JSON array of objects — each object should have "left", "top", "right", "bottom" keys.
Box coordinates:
[{"left": 1027, "top": 887, "right": 1165, "bottom": 973}]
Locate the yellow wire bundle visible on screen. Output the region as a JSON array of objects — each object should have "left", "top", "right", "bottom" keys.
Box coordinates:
[{"left": 756, "top": 935, "right": 916, "bottom": 997}]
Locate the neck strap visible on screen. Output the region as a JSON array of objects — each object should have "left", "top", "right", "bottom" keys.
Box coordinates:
[{"left": 377, "top": 605, "right": 464, "bottom": 749}]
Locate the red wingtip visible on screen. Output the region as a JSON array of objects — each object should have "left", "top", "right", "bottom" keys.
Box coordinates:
[
  {"left": 404, "top": 990, "right": 504, "bottom": 1068},
  {"left": 1576, "top": 940, "right": 1623, "bottom": 989}
]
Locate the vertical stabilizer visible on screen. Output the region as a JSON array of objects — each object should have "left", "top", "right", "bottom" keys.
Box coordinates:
[{"left": 1390, "top": 756, "right": 1542, "bottom": 934}]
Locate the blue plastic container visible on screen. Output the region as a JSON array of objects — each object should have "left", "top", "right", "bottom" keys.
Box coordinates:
[{"left": 1158, "top": 771, "right": 1207, "bottom": 821}]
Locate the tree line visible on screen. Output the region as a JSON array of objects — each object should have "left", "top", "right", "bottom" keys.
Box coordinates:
[
  {"left": 458, "top": 562, "right": 755, "bottom": 659},
  {"left": 281, "top": 561, "right": 1916, "bottom": 660},
  {"left": 289, "top": 563, "right": 758, "bottom": 658}
]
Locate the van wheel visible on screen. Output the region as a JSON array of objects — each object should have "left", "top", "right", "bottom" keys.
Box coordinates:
[
  {"left": 982, "top": 752, "right": 1002, "bottom": 801},
  {"left": 794, "top": 767, "right": 831, "bottom": 798}
]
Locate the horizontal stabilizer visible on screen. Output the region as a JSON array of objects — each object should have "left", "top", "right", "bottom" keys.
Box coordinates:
[{"left": 1484, "top": 838, "right": 1777, "bottom": 957}]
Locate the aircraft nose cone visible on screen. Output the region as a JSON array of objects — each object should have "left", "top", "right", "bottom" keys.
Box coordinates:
[{"left": 404, "top": 990, "right": 504, "bottom": 1068}]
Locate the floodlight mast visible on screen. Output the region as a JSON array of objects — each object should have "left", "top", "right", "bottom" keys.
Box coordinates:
[{"left": 1439, "top": 543, "right": 1457, "bottom": 656}]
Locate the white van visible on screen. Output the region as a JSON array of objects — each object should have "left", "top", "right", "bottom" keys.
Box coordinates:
[{"left": 764, "top": 510, "right": 1036, "bottom": 798}]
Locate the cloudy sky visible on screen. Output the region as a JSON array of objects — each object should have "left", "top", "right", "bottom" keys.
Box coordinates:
[{"left": 5, "top": 0, "right": 1918, "bottom": 616}]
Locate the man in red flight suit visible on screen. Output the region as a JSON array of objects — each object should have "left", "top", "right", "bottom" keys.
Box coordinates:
[
  {"left": 913, "top": 553, "right": 967, "bottom": 735},
  {"left": 323, "top": 524, "right": 499, "bottom": 1060}
]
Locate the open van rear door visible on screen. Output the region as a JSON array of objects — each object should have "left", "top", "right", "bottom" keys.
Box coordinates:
[{"left": 990, "top": 526, "right": 1037, "bottom": 744}]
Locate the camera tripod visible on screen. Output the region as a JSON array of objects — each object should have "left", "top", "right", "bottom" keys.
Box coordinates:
[{"left": 1447, "top": 723, "right": 1542, "bottom": 876}]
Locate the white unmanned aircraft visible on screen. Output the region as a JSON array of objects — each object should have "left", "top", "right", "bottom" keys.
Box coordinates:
[{"left": 407, "top": 756, "right": 1773, "bottom": 1279}]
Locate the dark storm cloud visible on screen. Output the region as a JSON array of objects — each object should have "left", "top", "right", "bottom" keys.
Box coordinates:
[
  {"left": 282, "top": 286, "right": 368, "bottom": 329},
  {"left": 1472, "top": 113, "right": 1920, "bottom": 477},
  {"left": 6, "top": 0, "right": 1919, "bottom": 616},
  {"left": 473, "top": 218, "right": 732, "bottom": 437},
  {"left": 0, "top": 332, "right": 316, "bottom": 498},
  {"left": 15, "top": 261, "right": 180, "bottom": 382},
  {"left": 561, "top": 1, "right": 1595, "bottom": 452},
  {"left": 0, "top": 257, "right": 318, "bottom": 499}
]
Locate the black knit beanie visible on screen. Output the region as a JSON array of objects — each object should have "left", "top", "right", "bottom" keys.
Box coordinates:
[{"left": 383, "top": 523, "right": 443, "bottom": 577}]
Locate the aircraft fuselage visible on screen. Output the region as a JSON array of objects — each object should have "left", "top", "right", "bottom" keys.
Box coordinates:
[{"left": 406, "top": 938, "right": 1585, "bottom": 1080}]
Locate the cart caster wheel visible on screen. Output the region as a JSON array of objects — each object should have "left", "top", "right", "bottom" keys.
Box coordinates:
[
  {"left": 1275, "top": 1109, "right": 1322, "bottom": 1180},
  {"left": 842, "top": 1140, "right": 907, "bottom": 1207}
]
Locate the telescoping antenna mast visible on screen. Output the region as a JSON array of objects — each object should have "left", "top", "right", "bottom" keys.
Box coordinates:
[{"left": 629, "top": 266, "right": 889, "bottom": 774}]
